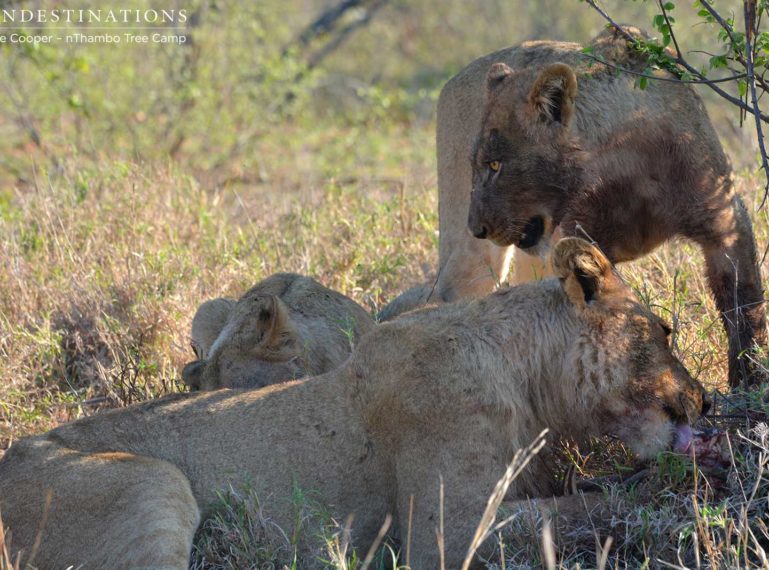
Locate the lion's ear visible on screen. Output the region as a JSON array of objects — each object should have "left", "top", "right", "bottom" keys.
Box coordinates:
[
  {"left": 527, "top": 63, "right": 577, "bottom": 128},
  {"left": 552, "top": 237, "right": 614, "bottom": 309},
  {"left": 256, "top": 296, "right": 296, "bottom": 350},
  {"left": 486, "top": 62, "right": 513, "bottom": 99},
  {"left": 191, "top": 297, "right": 235, "bottom": 359}
]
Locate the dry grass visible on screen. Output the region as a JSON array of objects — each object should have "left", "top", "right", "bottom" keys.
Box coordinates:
[
  {"left": 0, "top": 151, "right": 436, "bottom": 447},
  {"left": 491, "top": 417, "right": 769, "bottom": 569},
  {"left": 1, "top": 127, "right": 769, "bottom": 567},
  {"left": 0, "top": 512, "right": 20, "bottom": 570}
]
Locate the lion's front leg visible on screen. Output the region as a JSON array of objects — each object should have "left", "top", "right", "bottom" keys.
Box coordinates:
[
  {"left": 436, "top": 236, "right": 514, "bottom": 302},
  {"left": 469, "top": 492, "right": 610, "bottom": 568},
  {"left": 510, "top": 246, "right": 554, "bottom": 285},
  {"left": 393, "top": 424, "right": 510, "bottom": 570},
  {"left": 378, "top": 231, "right": 513, "bottom": 321}
]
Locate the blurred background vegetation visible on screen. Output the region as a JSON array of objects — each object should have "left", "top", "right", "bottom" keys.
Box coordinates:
[{"left": 0, "top": 0, "right": 761, "bottom": 192}]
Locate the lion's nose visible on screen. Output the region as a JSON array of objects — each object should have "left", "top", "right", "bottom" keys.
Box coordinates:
[
  {"left": 472, "top": 224, "right": 489, "bottom": 239},
  {"left": 701, "top": 393, "right": 712, "bottom": 415},
  {"left": 468, "top": 191, "right": 490, "bottom": 239}
]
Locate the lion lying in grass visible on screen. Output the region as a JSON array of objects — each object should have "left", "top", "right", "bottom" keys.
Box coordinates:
[
  {"left": 0, "top": 239, "right": 708, "bottom": 568},
  {"left": 182, "top": 273, "right": 375, "bottom": 390}
]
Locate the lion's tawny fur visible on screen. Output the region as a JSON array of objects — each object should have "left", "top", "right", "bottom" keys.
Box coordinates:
[
  {"left": 381, "top": 27, "right": 766, "bottom": 386},
  {"left": 183, "top": 273, "right": 375, "bottom": 390}
]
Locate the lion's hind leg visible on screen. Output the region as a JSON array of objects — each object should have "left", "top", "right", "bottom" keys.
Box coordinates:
[{"left": 0, "top": 442, "right": 200, "bottom": 569}]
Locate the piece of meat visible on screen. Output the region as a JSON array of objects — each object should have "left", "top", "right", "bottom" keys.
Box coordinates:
[{"left": 674, "top": 425, "right": 731, "bottom": 471}]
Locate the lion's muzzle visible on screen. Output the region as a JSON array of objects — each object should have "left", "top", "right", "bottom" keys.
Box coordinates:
[{"left": 468, "top": 191, "right": 490, "bottom": 239}]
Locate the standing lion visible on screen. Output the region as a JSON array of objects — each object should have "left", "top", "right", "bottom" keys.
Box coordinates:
[{"left": 381, "top": 28, "right": 767, "bottom": 388}]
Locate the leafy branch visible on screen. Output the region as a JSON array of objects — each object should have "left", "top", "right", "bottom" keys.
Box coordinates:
[{"left": 581, "top": 0, "right": 769, "bottom": 201}]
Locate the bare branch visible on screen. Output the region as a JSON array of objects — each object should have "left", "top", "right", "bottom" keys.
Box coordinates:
[
  {"left": 306, "top": 0, "right": 388, "bottom": 70},
  {"left": 697, "top": 0, "right": 769, "bottom": 94},
  {"left": 698, "top": 0, "right": 737, "bottom": 44},
  {"left": 743, "top": 0, "right": 769, "bottom": 204},
  {"left": 582, "top": 0, "right": 637, "bottom": 44},
  {"left": 294, "top": 0, "right": 367, "bottom": 49}
]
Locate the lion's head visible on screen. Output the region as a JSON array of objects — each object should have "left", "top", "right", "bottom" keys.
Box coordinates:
[
  {"left": 552, "top": 238, "right": 709, "bottom": 459},
  {"left": 182, "top": 293, "right": 305, "bottom": 391},
  {"left": 468, "top": 62, "right": 580, "bottom": 256}
]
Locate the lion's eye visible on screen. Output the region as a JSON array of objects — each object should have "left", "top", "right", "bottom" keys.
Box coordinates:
[{"left": 489, "top": 160, "right": 501, "bottom": 172}]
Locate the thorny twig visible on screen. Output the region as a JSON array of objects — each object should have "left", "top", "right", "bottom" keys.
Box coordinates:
[
  {"left": 744, "top": 0, "right": 769, "bottom": 204},
  {"left": 698, "top": 0, "right": 769, "bottom": 201},
  {"left": 582, "top": 53, "right": 746, "bottom": 83},
  {"left": 699, "top": 0, "right": 769, "bottom": 93},
  {"left": 658, "top": 0, "right": 682, "bottom": 59},
  {"left": 583, "top": 0, "right": 768, "bottom": 120},
  {"left": 582, "top": 0, "right": 769, "bottom": 204}
]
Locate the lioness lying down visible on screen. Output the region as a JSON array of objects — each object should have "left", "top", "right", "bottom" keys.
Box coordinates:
[
  {"left": 0, "top": 239, "right": 708, "bottom": 569},
  {"left": 183, "top": 273, "right": 375, "bottom": 390}
]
